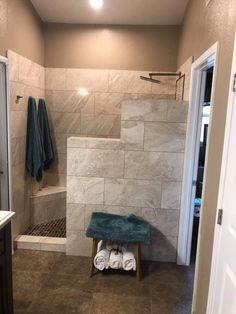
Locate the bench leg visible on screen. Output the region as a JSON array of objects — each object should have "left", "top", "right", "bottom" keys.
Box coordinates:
[
  {"left": 136, "top": 242, "right": 142, "bottom": 281},
  {"left": 90, "top": 239, "right": 99, "bottom": 277}
]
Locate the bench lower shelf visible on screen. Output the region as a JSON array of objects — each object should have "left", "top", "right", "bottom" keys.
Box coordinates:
[{"left": 90, "top": 239, "right": 142, "bottom": 281}]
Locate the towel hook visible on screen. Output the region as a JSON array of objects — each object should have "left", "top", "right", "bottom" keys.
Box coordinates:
[{"left": 16, "top": 95, "right": 23, "bottom": 103}]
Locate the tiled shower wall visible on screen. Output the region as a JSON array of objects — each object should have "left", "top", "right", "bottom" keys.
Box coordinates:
[
  {"left": 66, "top": 98, "right": 188, "bottom": 262},
  {"left": 45, "top": 68, "right": 177, "bottom": 187},
  {"left": 8, "top": 50, "right": 45, "bottom": 238},
  {"left": 7, "top": 49, "right": 186, "bottom": 240}
]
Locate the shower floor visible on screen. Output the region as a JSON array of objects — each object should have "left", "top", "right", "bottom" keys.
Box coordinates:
[{"left": 25, "top": 218, "right": 66, "bottom": 238}]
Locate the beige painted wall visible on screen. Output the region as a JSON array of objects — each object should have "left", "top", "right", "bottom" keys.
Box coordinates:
[
  {"left": 178, "top": 0, "right": 236, "bottom": 313},
  {"left": 0, "top": 0, "right": 44, "bottom": 65},
  {"left": 44, "top": 23, "right": 180, "bottom": 71}
]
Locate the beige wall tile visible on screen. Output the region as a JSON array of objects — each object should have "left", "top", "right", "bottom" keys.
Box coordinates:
[
  {"left": 144, "top": 122, "right": 186, "bottom": 152},
  {"left": 51, "top": 133, "right": 68, "bottom": 154},
  {"left": 66, "top": 230, "right": 92, "bottom": 256},
  {"left": 108, "top": 70, "right": 152, "bottom": 94},
  {"left": 9, "top": 81, "right": 27, "bottom": 111},
  {"left": 121, "top": 121, "right": 144, "bottom": 150},
  {"left": 167, "top": 100, "right": 189, "bottom": 123},
  {"left": 30, "top": 202, "right": 48, "bottom": 225},
  {"left": 67, "top": 176, "right": 104, "bottom": 204},
  {"left": 45, "top": 68, "right": 66, "bottom": 90},
  {"left": 81, "top": 114, "right": 120, "bottom": 137},
  {"left": 121, "top": 99, "right": 167, "bottom": 122},
  {"left": 161, "top": 181, "right": 182, "bottom": 210},
  {"left": 11, "top": 137, "right": 26, "bottom": 166},
  {"left": 10, "top": 111, "right": 27, "bottom": 138},
  {"left": 47, "top": 198, "right": 66, "bottom": 221},
  {"left": 48, "top": 112, "right": 81, "bottom": 134},
  {"left": 8, "top": 50, "right": 19, "bottom": 81},
  {"left": 18, "top": 55, "right": 45, "bottom": 89},
  {"left": 45, "top": 172, "right": 67, "bottom": 187},
  {"left": 46, "top": 90, "right": 94, "bottom": 114},
  {"left": 94, "top": 92, "right": 124, "bottom": 115},
  {"left": 104, "top": 179, "right": 161, "bottom": 208},
  {"left": 142, "top": 233, "right": 177, "bottom": 262},
  {"left": 66, "top": 69, "right": 109, "bottom": 92},
  {"left": 67, "top": 203, "right": 85, "bottom": 231},
  {"left": 14, "top": 236, "right": 42, "bottom": 250},
  {"left": 151, "top": 76, "right": 176, "bottom": 96},
  {"left": 142, "top": 208, "right": 179, "bottom": 237},
  {"left": 48, "top": 153, "right": 67, "bottom": 175},
  {"left": 67, "top": 148, "right": 124, "bottom": 178},
  {"left": 40, "top": 238, "right": 66, "bottom": 252},
  {"left": 85, "top": 138, "right": 122, "bottom": 150},
  {"left": 67, "top": 137, "right": 87, "bottom": 148},
  {"left": 124, "top": 151, "right": 184, "bottom": 181},
  {"left": 67, "top": 137, "right": 122, "bottom": 150}
]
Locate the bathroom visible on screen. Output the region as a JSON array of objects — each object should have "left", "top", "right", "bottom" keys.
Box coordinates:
[{"left": 1, "top": 0, "right": 236, "bottom": 313}]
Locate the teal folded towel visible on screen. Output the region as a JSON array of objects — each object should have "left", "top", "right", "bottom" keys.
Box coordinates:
[
  {"left": 86, "top": 212, "right": 151, "bottom": 244},
  {"left": 38, "top": 99, "right": 54, "bottom": 170},
  {"left": 26, "top": 97, "right": 44, "bottom": 182}
]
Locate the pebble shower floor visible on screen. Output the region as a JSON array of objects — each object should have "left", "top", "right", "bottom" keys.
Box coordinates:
[{"left": 25, "top": 218, "right": 66, "bottom": 238}]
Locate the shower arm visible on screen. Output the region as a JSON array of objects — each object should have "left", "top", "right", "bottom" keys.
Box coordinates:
[
  {"left": 149, "top": 72, "right": 181, "bottom": 77},
  {"left": 140, "top": 72, "right": 182, "bottom": 84}
]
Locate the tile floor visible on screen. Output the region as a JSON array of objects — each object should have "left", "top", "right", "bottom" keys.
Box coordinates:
[{"left": 13, "top": 250, "right": 194, "bottom": 314}]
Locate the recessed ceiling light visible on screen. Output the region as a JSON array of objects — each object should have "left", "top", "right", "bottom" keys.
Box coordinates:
[{"left": 89, "top": 0, "right": 104, "bottom": 10}]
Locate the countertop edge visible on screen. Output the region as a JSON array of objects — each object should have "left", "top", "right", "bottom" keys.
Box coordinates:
[{"left": 0, "top": 211, "right": 15, "bottom": 230}]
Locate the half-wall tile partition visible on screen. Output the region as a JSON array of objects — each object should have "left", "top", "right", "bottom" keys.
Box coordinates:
[
  {"left": 8, "top": 50, "right": 45, "bottom": 238},
  {"left": 45, "top": 68, "right": 177, "bottom": 187},
  {"left": 67, "top": 98, "right": 188, "bottom": 262}
]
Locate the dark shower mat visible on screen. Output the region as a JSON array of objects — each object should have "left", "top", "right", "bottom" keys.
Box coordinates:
[{"left": 25, "top": 217, "right": 66, "bottom": 238}]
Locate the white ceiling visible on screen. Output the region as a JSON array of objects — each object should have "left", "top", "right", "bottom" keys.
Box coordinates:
[{"left": 30, "top": 0, "right": 189, "bottom": 25}]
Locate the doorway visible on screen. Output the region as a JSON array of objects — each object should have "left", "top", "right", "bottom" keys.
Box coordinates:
[
  {"left": 0, "top": 56, "right": 11, "bottom": 212},
  {"left": 178, "top": 43, "right": 219, "bottom": 266},
  {"left": 191, "top": 66, "right": 214, "bottom": 263}
]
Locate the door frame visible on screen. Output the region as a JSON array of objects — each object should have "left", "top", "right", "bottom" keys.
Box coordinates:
[
  {"left": 177, "top": 42, "right": 219, "bottom": 266},
  {"left": 0, "top": 55, "right": 12, "bottom": 211},
  {"left": 207, "top": 33, "right": 236, "bottom": 314}
]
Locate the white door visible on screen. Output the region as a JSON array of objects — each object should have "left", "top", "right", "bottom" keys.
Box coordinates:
[{"left": 207, "top": 35, "right": 236, "bottom": 314}]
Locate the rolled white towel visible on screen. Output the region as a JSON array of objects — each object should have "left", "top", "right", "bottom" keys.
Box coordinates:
[
  {"left": 122, "top": 245, "right": 136, "bottom": 271},
  {"left": 109, "top": 249, "right": 123, "bottom": 269},
  {"left": 94, "top": 241, "right": 110, "bottom": 271}
]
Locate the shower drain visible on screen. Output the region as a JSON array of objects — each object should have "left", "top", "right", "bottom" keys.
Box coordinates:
[{"left": 25, "top": 217, "right": 66, "bottom": 238}]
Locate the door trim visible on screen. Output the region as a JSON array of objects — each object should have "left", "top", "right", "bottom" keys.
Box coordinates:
[
  {"left": 0, "top": 55, "right": 12, "bottom": 211},
  {"left": 177, "top": 42, "right": 219, "bottom": 266},
  {"left": 207, "top": 33, "right": 236, "bottom": 314}
]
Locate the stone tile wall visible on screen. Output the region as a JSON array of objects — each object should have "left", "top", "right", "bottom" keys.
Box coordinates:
[
  {"left": 8, "top": 50, "right": 45, "bottom": 238},
  {"left": 45, "top": 69, "right": 177, "bottom": 187},
  {"left": 30, "top": 187, "right": 66, "bottom": 226},
  {"left": 8, "top": 49, "right": 184, "bottom": 241},
  {"left": 66, "top": 98, "right": 188, "bottom": 262}
]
